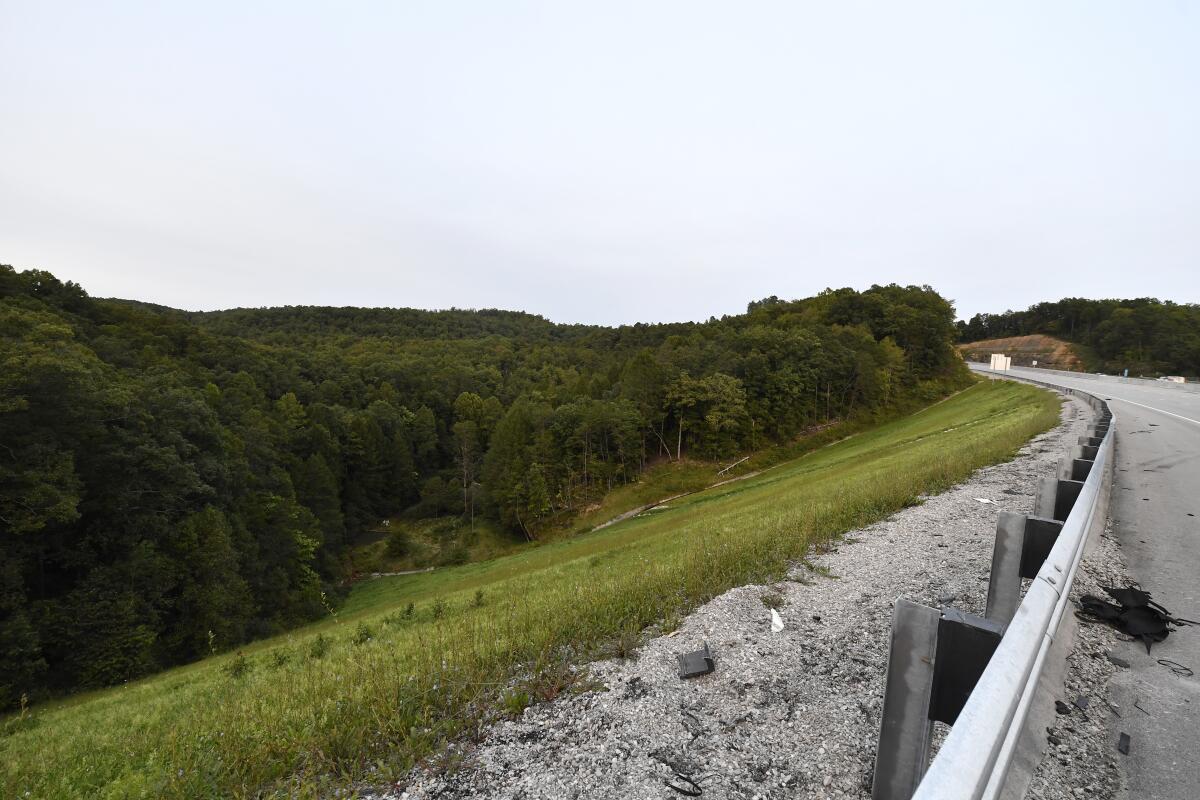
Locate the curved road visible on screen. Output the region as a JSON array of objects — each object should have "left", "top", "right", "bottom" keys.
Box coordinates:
[{"left": 975, "top": 365, "right": 1200, "bottom": 800}]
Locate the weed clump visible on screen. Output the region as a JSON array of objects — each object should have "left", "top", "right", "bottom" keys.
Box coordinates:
[
  {"left": 222, "top": 652, "right": 252, "bottom": 679},
  {"left": 500, "top": 688, "right": 530, "bottom": 717},
  {"left": 308, "top": 634, "right": 331, "bottom": 660},
  {"left": 353, "top": 622, "right": 374, "bottom": 645},
  {"left": 759, "top": 591, "right": 784, "bottom": 609}
]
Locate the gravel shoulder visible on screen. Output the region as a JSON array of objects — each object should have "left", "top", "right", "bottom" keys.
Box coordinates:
[{"left": 376, "top": 394, "right": 1123, "bottom": 800}]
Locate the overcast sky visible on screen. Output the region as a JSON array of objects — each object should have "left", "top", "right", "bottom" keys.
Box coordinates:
[{"left": 1, "top": 2, "right": 1196, "bottom": 325}]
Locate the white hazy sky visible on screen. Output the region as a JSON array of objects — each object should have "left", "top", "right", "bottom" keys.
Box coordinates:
[{"left": 1, "top": 2, "right": 1196, "bottom": 325}]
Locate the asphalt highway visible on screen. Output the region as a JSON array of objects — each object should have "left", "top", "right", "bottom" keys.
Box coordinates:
[{"left": 975, "top": 365, "right": 1200, "bottom": 800}]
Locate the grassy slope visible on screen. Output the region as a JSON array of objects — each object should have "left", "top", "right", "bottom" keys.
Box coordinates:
[
  {"left": 348, "top": 517, "right": 524, "bottom": 576},
  {"left": 0, "top": 380, "right": 1060, "bottom": 799}
]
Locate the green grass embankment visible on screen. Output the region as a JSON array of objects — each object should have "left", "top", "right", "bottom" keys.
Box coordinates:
[{"left": 0, "top": 380, "right": 1060, "bottom": 799}]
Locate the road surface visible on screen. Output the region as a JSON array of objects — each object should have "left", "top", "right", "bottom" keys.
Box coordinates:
[{"left": 975, "top": 365, "right": 1200, "bottom": 800}]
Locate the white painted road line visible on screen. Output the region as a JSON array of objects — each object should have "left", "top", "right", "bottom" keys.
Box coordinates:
[{"left": 1098, "top": 396, "right": 1200, "bottom": 427}]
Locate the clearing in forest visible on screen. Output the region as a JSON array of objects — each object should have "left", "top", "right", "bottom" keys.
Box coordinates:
[{"left": 958, "top": 334, "right": 1086, "bottom": 370}]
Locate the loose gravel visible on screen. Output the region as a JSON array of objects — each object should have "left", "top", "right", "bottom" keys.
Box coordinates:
[
  {"left": 1025, "top": 518, "right": 1130, "bottom": 800},
  {"left": 372, "top": 394, "right": 1118, "bottom": 800}
]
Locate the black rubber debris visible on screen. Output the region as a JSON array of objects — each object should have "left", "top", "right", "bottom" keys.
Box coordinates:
[
  {"left": 1076, "top": 586, "right": 1197, "bottom": 653},
  {"left": 1055, "top": 700, "right": 1072, "bottom": 715},
  {"left": 1106, "top": 652, "right": 1131, "bottom": 669},
  {"left": 677, "top": 642, "right": 715, "bottom": 679},
  {"left": 1117, "top": 732, "right": 1131, "bottom": 755},
  {"left": 1157, "top": 659, "right": 1194, "bottom": 677},
  {"left": 665, "top": 774, "right": 703, "bottom": 796}
]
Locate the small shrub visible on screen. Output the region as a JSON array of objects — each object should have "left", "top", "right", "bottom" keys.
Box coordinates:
[
  {"left": 759, "top": 591, "right": 784, "bottom": 609},
  {"left": 268, "top": 648, "right": 292, "bottom": 669},
  {"left": 353, "top": 622, "right": 374, "bottom": 645},
  {"left": 1, "top": 694, "right": 36, "bottom": 738},
  {"left": 308, "top": 634, "right": 331, "bottom": 660},
  {"left": 607, "top": 626, "right": 640, "bottom": 660},
  {"left": 385, "top": 530, "right": 412, "bottom": 558},
  {"left": 431, "top": 598, "right": 446, "bottom": 620},
  {"left": 222, "top": 652, "right": 253, "bottom": 679},
  {"left": 440, "top": 543, "right": 469, "bottom": 567},
  {"left": 501, "top": 688, "right": 530, "bottom": 717},
  {"left": 383, "top": 601, "right": 418, "bottom": 628},
  {"left": 472, "top": 589, "right": 485, "bottom": 608},
  {"left": 529, "top": 660, "right": 580, "bottom": 702}
]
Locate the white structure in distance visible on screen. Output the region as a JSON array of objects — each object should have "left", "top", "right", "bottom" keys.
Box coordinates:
[{"left": 989, "top": 353, "right": 1013, "bottom": 371}]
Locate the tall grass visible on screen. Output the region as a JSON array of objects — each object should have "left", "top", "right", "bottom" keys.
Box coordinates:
[{"left": 0, "top": 380, "right": 1059, "bottom": 799}]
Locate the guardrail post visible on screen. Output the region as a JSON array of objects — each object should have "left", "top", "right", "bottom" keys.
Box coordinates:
[
  {"left": 874, "top": 600, "right": 939, "bottom": 800},
  {"left": 986, "top": 512, "right": 1025, "bottom": 625},
  {"left": 929, "top": 610, "right": 1004, "bottom": 724},
  {"left": 873, "top": 603, "right": 1005, "bottom": 799},
  {"left": 986, "top": 512, "right": 1064, "bottom": 625},
  {"left": 1032, "top": 476, "right": 1083, "bottom": 521},
  {"left": 1057, "top": 456, "right": 1094, "bottom": 482}
]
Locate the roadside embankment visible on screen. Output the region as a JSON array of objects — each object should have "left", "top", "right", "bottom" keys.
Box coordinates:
[{"left": 380, "top": 394, "right": 1099, "bottom": 800}]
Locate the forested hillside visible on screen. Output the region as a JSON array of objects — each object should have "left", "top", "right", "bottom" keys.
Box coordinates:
[
  {"left": 957, "top": 297, "right": 1200, "bottom": 377},
  {"left": 1, "top": 265, "right": 966, "bottom": 705}
]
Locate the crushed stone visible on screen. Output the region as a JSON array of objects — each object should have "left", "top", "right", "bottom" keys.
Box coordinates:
[
  {"left": 1025, "top": 517, "right": 1130, "bottom": 800},
  {"left": 370, "top": 395, "right": 1111, "bottom": 800}
]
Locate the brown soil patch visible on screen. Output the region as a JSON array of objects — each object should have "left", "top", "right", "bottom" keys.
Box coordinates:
[{"left": 958, "top": 334, "right": 1084, "bottom": 370}]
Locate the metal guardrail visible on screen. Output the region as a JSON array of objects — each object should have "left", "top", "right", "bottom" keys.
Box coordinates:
[
  {"left": 999, "top": 364, "right": 1199, "bottom": 394},
  {"left": 874, "top": 367, "right": 1115, "bottom": 800}
]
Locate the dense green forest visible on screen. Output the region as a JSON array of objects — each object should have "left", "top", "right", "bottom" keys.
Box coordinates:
[
  {"left": 956, "top": 297, "right": 1200, "bottom": 377},
  {"left": 0, "top": 265, "right": 966, "bottom": 706}
]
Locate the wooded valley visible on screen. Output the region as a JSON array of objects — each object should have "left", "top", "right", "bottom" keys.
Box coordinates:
[{"left": 0, "top": 265, "right": 966, "bottom": 705}]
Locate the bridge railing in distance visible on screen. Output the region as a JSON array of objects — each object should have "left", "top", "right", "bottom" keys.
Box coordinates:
[{"left": 872, "top": 367, "right": 1114, "bottom": 800}]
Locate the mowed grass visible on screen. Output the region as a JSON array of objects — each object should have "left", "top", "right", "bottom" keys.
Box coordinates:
[{"left": 0, "top": 380, "right": 1060, "bottom": 799}]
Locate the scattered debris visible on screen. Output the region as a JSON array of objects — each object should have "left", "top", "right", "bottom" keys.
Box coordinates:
[
  {"left": 1106, "top": 652, "right": 1130, "bottom": 669},
  {"left": 1076, "top": 586, "right": 1196, "bottom": 653},
  {"left": 676, "top": 642, "right": 715, "bottom": 679},
  {"left": 1072, "top": 696, "right": 1090, "bottom": 711},
  {"left": 770, "top": 609, "right": 785, "bottom": 633},
  {"left": 1055, "top": 700, "right": 1072, "bottom": 715},
  {"left": 1156, "top": 658, "right": 1194, "bottom": 677},
  {"left": 664, "top": 774, "right": 703, "bottom": 796},
  {"left": 1117, "top": 732, "right": 1131, "bottom": 755},
  {"left": 936, "top": 593, "right": 956, "bottom": 605},
  {"left": 974, "top": 497, "right": 997, "bottom": 505}
]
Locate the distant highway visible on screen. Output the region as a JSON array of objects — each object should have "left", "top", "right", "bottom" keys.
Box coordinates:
[{"left": 973, "top": 364, "right": 1200, "bottom": 799}]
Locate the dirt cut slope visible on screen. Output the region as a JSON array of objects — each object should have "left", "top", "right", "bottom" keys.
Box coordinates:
[{"left": 959, "top": 334, "right": 1085, "bottom": 370}]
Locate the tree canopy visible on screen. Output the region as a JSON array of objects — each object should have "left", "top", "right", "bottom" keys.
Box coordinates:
[
  {"left": 957, "top": 297, "right": 1200, "bottom": 377},
  {"left": 1, "top": 265, "right": 966, "bottom": 705}
]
